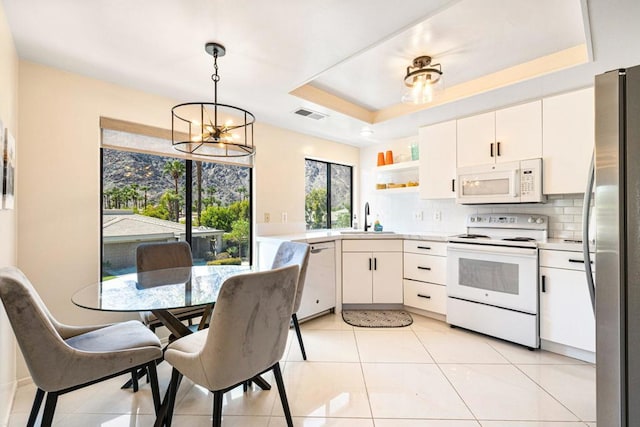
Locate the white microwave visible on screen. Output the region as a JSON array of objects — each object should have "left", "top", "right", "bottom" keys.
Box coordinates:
[{"left": 456, "top": 158, "right": 545, "bottom": 204}]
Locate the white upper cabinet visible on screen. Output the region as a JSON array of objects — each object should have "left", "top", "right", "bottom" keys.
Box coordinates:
[
  {"left": 419, "top": 120, "right": 457, "bottom": 199},
  {"left": 456, "top": 111, "right": 495, "bottom": 167},
  {"left": 542, "top": 87, "right": 594, "bottom": 195},
  {"left": 457, "top": 101, "right": 542, "bottom": 167},
  {"left": 495, "top": 101, "right": 543, "bottom": 162}
]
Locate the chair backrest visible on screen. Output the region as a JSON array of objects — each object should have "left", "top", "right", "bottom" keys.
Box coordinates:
[
  {"left": 0, "top": 267, "right": 79, "bottom": 391},
  {"left": 136, "top": 241, "right": 193, "bottom": 272},
  {"left": 197, "top": 264, "right": 299, "bottom": 390},
  {"left": 271, "top": 241, "right": 310, "bottom": 313}
]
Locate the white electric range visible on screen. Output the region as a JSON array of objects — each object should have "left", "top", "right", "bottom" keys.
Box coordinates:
[{"left": 447, "top": 213, "right": 548, "bottom": 348}]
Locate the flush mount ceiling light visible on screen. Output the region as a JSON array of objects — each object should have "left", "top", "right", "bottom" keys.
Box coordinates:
[
  {"left": 172, "top": 42, "right": 255, "bottom": 158},
  {"left": 401, "top": 55, "right": 443, "bottom": 105}
]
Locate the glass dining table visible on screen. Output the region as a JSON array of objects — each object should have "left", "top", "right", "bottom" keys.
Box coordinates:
[
  {"left": 73, "top": 264, "right": 253, "bottom": 337},
  {"left": 74, "top": 264, "right": 273, "bottom": 426}
]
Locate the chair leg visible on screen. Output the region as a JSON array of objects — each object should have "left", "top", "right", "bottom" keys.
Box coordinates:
[
  {"left": 130, "top": 369, "right": 139, "bottom": 392},
  {"left": 273, "top": 363, "right": 293, "bottom": 427},
  {"left": 165, "top": 368, "right": 183, "bottom": 427},
  {"left": 212, "top": 390, "right": 224, "bottom": 427},
  {"left": 292, "top": 313, "right": 307, "bottom": 360},
  {"left": 147, "top": 362, "right": 161, "bottom": 416},
  {"left": 40, "top": 392, "right": 58, "bottom": 427},
  {"left": 27, "top": 388, "right": 45, "bottom": 427}
]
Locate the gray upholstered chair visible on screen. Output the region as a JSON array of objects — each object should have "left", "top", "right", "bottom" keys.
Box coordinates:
[
  {"left": 160, "top": 265, "right": 300, "bottom": 427},
  {"left": 0, "top": 267, "right": 163, "bottom": 427},
  {"left": 136, "top": 241, "right": 210, "bottom": 331},
  {"left": 272, "top": 241, "right": 311, "bottom": 360}
]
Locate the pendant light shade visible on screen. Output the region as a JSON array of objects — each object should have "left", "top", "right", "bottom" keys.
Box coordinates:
[
  {"left": 401, "top": 55, "right": 443, "bottom": 105},
  {"left": 172, "top": 43, "right": 255, "bottom": 158}
]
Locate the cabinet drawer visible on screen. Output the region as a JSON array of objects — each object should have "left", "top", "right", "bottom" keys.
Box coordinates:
[
  {"left": 403, "top": 280, "right": 446, "bottom": 314},
  {"left": 540, "top": 249, "right": 594, "bottom": 271},
  {"left": 403, "top": 240, "right": 447, "bottom": 256},
  {"left": 403, "top": 253, "right": 446, "bottom": 284},
  {"left": 342, "top": 239, "right": 403, "bottom": 252}
]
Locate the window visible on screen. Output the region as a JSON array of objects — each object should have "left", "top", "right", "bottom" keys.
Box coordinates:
[
  {"left": 101, "top": 145, "right": 252, "bottom": 278},
  {"left": 305, "top": 159, "right": 352, "bottom": 230}
]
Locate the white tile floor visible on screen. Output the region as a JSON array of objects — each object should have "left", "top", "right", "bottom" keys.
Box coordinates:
[{"left": 8, "top": 313, "right": 596, "bottom": 426}]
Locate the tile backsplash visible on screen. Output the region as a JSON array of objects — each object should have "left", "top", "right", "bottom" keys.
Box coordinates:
[{"left": 368, "top": 193, "right": 593, "bottom": 241}]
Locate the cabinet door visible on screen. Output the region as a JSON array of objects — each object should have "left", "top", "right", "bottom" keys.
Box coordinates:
[
  {"left": 495, "top": 100, "right": 542, "bottom": 163},
  {"left": 456, "top": 111, "right": 495, "bottom": 167},
  {"left": 542, "top": 87, "right": 594, "bottom": 194},
  {"left": 419, "top": 120, "right": 457, "bottom": 199},
  {"left": 342, "top": 252, "right": 373, "bottom": 303},
  {"left": 372, "top": 252, "right": 403, "bottom": 303},
  {"left": 540, "top": 267, "right": 595, "bottom": 352}
]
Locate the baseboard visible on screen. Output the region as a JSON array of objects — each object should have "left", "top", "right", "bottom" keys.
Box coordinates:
[
  {"left": 1, "top": 380, "right": 17, "bottom": 427},
  {"left": 541, "top": 339, "right": 596, "bottom": 363},
  {"left": 403, "top": 306, "right": 446, "bottom": 322}
]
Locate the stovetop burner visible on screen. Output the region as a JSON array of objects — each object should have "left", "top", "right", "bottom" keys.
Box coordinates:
[
  {"left": 502, "top": 237, "right": 536, "bottom": 242},
  {"left": 457, "top": 234, "right": 490, "bottom": 239}
]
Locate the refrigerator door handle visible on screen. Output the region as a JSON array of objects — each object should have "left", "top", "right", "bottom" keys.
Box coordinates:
[{"left": 582, "top": 151, "right": 596, "bottom": 313}]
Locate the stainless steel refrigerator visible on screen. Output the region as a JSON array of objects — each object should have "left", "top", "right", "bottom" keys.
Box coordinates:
[{"left": 591, "top": 65, "right": 640, "bottom": 426}]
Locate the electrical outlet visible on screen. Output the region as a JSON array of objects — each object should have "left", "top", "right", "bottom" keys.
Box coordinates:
[
  {"left": 414, "top": 211, "right": 423, "bottom": 221},
  {"left": 434, "top": 210, "right": 442, "bottom": 222},
  {"left": 264, "top": 213, "right": 270, "bottom": 223},
  {"left": 281, "top": 212, "right": 288, "bottom": 223}
]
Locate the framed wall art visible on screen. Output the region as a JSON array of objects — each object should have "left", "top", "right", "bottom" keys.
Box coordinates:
[
  {"left": 3, "top": 127, "right": 15, "bottom": 210},
  {"left": 0, "top": 119, "right": 4, "bottom": 210}
]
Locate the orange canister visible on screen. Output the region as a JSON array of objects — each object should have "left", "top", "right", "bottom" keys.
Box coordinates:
[
  {"left": 385, "top": 150, "right": 394, "bottom": 165},
  {"left": 377, "top": 152, "right": 385, "bottom": 166}
]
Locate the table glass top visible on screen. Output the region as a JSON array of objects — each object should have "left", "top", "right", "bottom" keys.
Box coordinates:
[{"left": 72, "top": 265, "right": 253, "bottom": 312}]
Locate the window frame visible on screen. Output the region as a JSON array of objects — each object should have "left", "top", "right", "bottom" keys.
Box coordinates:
[
  {"left": 304, "top": 158, "right": 353, "bottom": 230},
  {"left": 99, "top": 147, "right": 254, "bottom": 277}
]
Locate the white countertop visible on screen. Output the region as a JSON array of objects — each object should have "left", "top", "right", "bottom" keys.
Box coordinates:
[
  {"left": 258, "top": 232, "right": 595, "bottom": 251},
  {"left": 257, "top": 230, "right": 453, "bottom": 244},
  {"left": 538, "top": 238, "right": 595, "bottom": 252}
]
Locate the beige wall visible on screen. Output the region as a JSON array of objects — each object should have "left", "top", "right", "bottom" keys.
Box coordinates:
[
  {"left": 16, "top": 61, "right": 359, "bottom": 380},
  {"left": 0, "top": 1, "right": 18, "bottom": 424}
]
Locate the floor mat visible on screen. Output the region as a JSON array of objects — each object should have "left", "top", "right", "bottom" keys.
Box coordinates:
[{"left": 342, "top": 309, "right": 413, "bottom": 328}]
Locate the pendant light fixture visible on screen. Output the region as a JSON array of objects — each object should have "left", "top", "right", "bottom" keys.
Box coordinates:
[
  {"left": 401, "top": 55, "right": 443, "bottom": 105},
  {"left": 172, "top": 42, "right": 255, "bottom": 158}
]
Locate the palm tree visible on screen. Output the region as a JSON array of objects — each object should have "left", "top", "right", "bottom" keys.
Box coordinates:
[
  {"left": 196, "top": 161, "right": 203, "bottom": 225},
  {"left": 237, "top": 186, "right": 248, "bottom": 201},
  {"left": 140, "top": 185, "right": 150, "bottom": 208},
  {"left": 163, "top": 160, "right": 185, "bottom": 194},
  {"left": 163, "top": 160, "right": 186, "bottom": 222}
]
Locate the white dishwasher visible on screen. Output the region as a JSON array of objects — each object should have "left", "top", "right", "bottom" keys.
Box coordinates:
[{"left": 297, "top": 241, "right": 336, "bottom": 321}]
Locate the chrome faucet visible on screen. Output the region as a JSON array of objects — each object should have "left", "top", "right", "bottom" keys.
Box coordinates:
[{"left": 364, "top": 202, "right": 371, "bottom": 231}]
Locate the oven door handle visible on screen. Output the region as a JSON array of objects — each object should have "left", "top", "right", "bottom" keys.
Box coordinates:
[{"left": 447, "top": 243, "right": 537, "bottom": 257}]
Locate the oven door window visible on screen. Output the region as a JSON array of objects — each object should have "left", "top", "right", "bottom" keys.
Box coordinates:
[
  {"left": 447, "top": 244, "right": 538, "bottom": 314},
  {"left": 459, "top": 258, "right": 519, "bottom": 294}
]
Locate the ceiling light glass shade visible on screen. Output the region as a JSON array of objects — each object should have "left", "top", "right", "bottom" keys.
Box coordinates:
[
  {"left": 402, "top": 55, "right": 443, "bottom": 105},
  {"left": 172, "top": 43, "right": 255, "bottom": 158}
]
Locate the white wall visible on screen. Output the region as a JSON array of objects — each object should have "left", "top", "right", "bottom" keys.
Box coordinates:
[
  {"left": 255, "top": 122, "right": 359, "bottom": 236},
  {"left": 0, "top": 1, "right": 18, "bottom": 424},
  {"left": 15, "top": 61, "right": 359, "bottom": 381}
]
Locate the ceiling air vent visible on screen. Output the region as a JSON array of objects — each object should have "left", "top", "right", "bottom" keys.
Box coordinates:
[{"left": 293, "top": 108, "right": 328, "bottom": 120}]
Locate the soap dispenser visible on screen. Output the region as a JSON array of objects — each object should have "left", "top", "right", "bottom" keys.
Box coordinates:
[{"left": 374, "top": 215, "right": 383, "bottom": 232}]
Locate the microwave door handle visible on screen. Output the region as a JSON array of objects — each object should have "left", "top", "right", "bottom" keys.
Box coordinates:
[{"left": 511, "top": 169, "right": 519, "bottom": 198}]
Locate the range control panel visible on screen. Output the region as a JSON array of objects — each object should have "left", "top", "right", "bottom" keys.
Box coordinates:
[{"left": 466, "top": 213, "right": 548, "bottom": 229}]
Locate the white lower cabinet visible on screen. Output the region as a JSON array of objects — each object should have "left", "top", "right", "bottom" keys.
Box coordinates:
[
  {"left": 342, "top": 240, "right": 403, "bottom": 304},
  {"left": 403, "top": 240, "right": 447, "bottom": 315},
  {"left": 539, "top": 249, "right": 595, "bottom": 353}
]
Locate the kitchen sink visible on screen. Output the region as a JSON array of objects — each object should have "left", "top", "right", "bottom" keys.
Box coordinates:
[{"left": 340, "top": 230, "right": 396, "bottom": 235}]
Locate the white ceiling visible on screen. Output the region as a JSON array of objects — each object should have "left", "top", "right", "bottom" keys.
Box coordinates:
[{"left": 4, "top": 0, "right": 640, "bottom": 147}]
